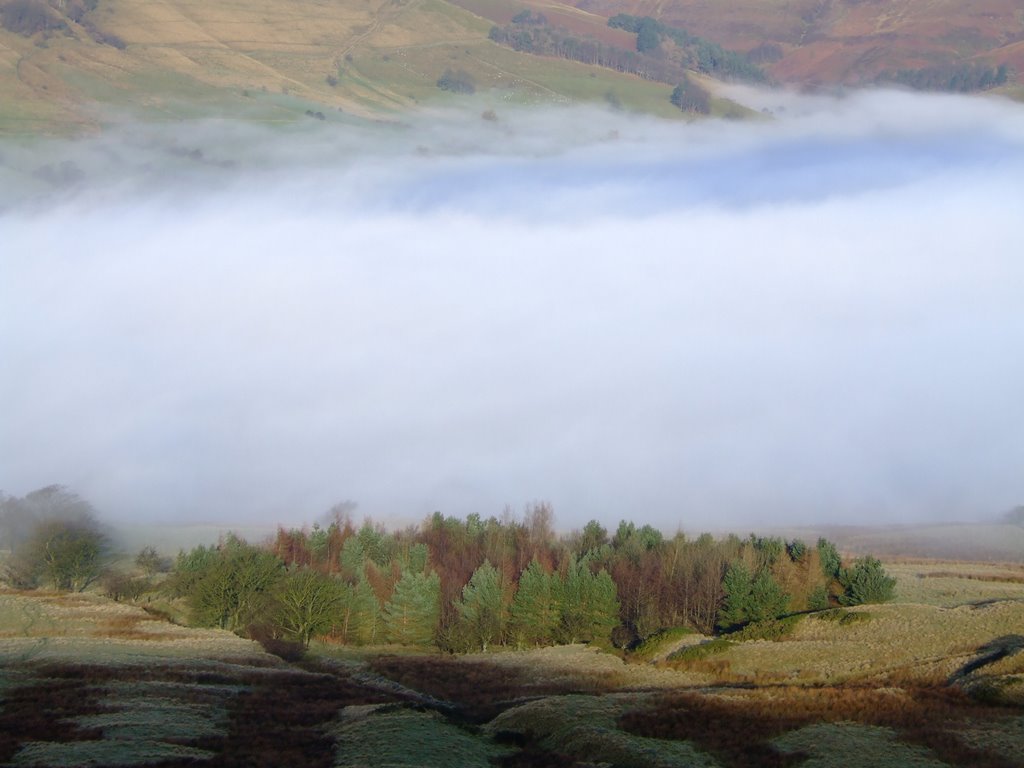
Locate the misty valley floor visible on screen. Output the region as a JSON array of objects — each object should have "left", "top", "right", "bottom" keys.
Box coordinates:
[{"left": 1, "top": 573, "right": 1022, "bottom": 768}]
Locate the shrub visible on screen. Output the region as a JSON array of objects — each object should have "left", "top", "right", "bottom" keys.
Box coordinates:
[
  {"left": 670, "top": 76, "right": 710, "bottom": 114},
  {"left": 838, "top": 557, "right": 896, "bottom": 606},
  {"left": 728, "top": 614, "right": 804, "bottom": 642},
  {"left": 437, "top": 68, "right": 476, "bottom": 94},
  {"left": 102, "top": 571, "right": 151, "bottom": 602},
  {"left": 667, "top": 638, "right": 734, "bottom": 663},
  {"left": 630, "top": 626, "right": 696, "bottom": 661}
]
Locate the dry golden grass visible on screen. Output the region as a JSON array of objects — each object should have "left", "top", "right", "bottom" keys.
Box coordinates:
[{"left": 887, "top": 561, "right": 1024, "bottom": 607}]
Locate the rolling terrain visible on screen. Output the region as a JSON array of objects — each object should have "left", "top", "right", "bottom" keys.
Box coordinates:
[
  {"left": 1, "top": 559, "right": 1022, "bottom": 767},
  {"left": 0, "top": 0, "right": 740, "bottom": 133},
  {"left": 2, "top": 0, "right": 1021, "bottom": 133},
  {"left": 553, "top": 0, "right": 1024, "bottom": 88}
]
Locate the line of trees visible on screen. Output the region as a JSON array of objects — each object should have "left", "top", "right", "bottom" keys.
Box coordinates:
[
  {"left": 163, "top": 504, "right": 894, "bottom": 652},
  {"left": 877, "top": 62, "right": 1009, "bottom": 93},
  {"left": 607, "top": 14, "right": 767, "bottom": 83},
  {"left": 488, "top": 18, "right": 692, "bottom": 84},
  {"left": 1, "top": 488, "right": 896, "bottom": 654}
]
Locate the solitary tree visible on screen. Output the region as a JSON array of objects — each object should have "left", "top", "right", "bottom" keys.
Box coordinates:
[{"left": 7, "top": 516, "right": 110, "bottom": 592}]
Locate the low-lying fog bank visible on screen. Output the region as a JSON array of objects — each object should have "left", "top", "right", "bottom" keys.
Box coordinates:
[{"left": 2, "top": 90, "right": 1023, "bottom": 530}]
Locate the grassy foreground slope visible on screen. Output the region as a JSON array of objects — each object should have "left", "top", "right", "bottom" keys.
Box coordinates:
[
  {"left": 2, "top": 556, "right": 1022, "bottom": 767},
  {"left": 0, "top": 0, "right": 746, "bottom": 133}
]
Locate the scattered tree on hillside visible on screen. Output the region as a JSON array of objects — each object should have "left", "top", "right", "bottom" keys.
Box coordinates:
[
  {"left": 1, "top": 487, "right": 110, "bottom": 592},
  {"left": 671, "top": 76, "right": 710, "bottom": 114},
  {"left": 135, "top": 545, "right": 171, "bottom": 577},
  {"left": 437, "top": 69, "right": 476, "bottom": 94}
]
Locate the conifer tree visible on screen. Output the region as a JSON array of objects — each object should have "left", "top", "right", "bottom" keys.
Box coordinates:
[
  {"left": 556, "top": 555, "right": 620, "bottom": 644},
  {"left": 510, "top": 558, "right": 560, "bottom": 647},
  {"left": 457, "top": 559, "right": 506, "bottom": 651},
  {"left": 383, "top": 570, "right": 440, "bottom": 646},
  {"left": 718, "top": 562, "right": 752, "bottom": 631}
]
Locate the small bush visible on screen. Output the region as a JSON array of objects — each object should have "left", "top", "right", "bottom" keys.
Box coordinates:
[
  {"left": 101, "top": 571, "right": 151, "bottom": 602},
  {"left": 839, "top": 557, "right": 896, "bottom": 606},
  {"left": 728, "top": 614, "right": 804, "bottom": 642},
  {"left": 630, "top": 626, "right": 697, "bottom": 661},
  {"left": 668, "top": 638, "right": 734, "bottom": 663},
  {"left": 437, "top": 68, "right": 476, "bottom": 94}
]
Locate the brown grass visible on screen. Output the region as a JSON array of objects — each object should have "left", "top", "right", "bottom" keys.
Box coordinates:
[
  {"left": 618, "top": 684, "right": 1023, "bottom": 768},
  {"left": 367, "top": 655, "right": 615, "bottom": 723},
  {"left": 0, "top": 675, "right": 108, "bottom": 763}
]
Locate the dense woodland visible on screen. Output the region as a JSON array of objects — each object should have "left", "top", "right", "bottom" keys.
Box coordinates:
[{"left": 1, "top": 486, "right": 896, "bottom": 655}]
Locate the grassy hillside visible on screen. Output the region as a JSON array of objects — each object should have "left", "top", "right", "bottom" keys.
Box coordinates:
[
  {"left": 543, "top": 0, "right": 1024, "bottom": 91},
  {"left": 0, "top": 0, "right": 751, "bottom": 133}
]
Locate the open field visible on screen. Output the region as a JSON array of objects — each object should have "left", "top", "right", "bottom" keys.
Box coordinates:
[{"left": 1, "top": 551, "right": 1023, "bottom": 768}]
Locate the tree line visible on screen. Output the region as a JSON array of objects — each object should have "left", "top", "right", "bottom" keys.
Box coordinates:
[
  {"left": 1, "top": 487, "right": 895, "bottom": 654},
  {"left": 607, "top": 14, "right": 767, "bottom": 83},
  {"left": 877, "top": 62, "right": 1009, "bottom": 93}
]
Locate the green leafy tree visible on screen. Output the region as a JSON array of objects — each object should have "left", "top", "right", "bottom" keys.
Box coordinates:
[
  {"left": 510, "top": 558, "right": 560, "bottom": 647},
  {"left": 272, "top": 567, "right": 347, "bottom": 647},
  {"left": 456, "top": 559, "right": 506, "bottom": 651},
  {"left": 383, "top": 570, "right": 441, "bottom": 646},
  {"left": 576, "top": 520, "right": 609, "bottom": 554},
  {"left": 13, "top": 518, "right": 110, "bottom": 592},
  {"left": 838, "top": 556, "right": 896, "bottom": 606},
  {"left": 135, "top": 546, "right": 171, "bottom": 577},
  {"left": 188, "top": 537, "right": 284, "bottom": 631}
]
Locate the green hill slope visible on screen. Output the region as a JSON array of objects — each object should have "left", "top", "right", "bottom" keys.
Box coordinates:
[{"left": 0, "top": 0, "right": 748, "bottom": 133}]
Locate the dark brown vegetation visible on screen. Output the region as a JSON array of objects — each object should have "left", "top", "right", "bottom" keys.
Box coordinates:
[
  {"left": 0, "top": 662, "right": 401, "bottom": 768},
  {"left": 0, "top": 671, "right": 106, "bottom": 763},
  {"left": 367, "top": 655, "right": 612, "bottom": 723},
  {"left": 619, "top": 684, "right": 1024, "bottom": 768}
]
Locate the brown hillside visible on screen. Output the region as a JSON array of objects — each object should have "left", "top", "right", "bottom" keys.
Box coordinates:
[{"left": 564, "top": 0, "right": 1024, "bottom": 85}]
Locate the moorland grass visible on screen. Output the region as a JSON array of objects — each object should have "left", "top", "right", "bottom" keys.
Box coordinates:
[
  {"left": 486, "top": 694, "right": 717, "bottom": 768},
  {"left": 629, "top": 625, "right": 699, "bottom": 662},
  {"left": 330, "top": 706, "right": 508, "bottom": 768},
  {"left": 618, "top": 684, "right": 1023, "bottom": 768}
]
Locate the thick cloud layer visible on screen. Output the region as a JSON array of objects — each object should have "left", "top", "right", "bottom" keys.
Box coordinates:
[{"left": 2, "top": 90, "right": 1023, "bottom": 529}]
